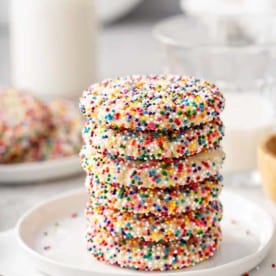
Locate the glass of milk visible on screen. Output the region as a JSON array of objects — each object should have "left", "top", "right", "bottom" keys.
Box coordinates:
[
  {"left": 154, "top": 15, "right": 276, "bottom": 186},
  {"left": 10, "top": 0, "right": 98, "bottom": 101}
]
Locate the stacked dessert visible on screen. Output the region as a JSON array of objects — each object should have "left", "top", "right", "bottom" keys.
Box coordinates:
[{"left": 80, "top": 75, "right": 225, "bottom": 271}]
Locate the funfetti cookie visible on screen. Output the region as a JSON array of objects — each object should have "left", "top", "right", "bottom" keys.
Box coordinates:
[
  {"left": 82, "top": 119, "right": 224, "bottom": 160},
  {"left": 80, "top": 146, "right": 225, "bottom": 189},
  {"left": 25, "top": 99, "right": 83, "bottom": 161},
  {"left": 86, "top": 225, "right": 222, "bottom": 271},
  {"left": 86, "top": 200, "right": 223, "bottom": 242},
  {"left": 86, "top": 175, "right": 223, "bottom": 215},
  {"left": 0, "top": 89, "right": 52, "bottom": 163},
  {"left": 80, "top": 75, "right": 225, "bottom": 131}
]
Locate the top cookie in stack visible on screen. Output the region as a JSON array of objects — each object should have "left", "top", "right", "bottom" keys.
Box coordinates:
[
  {"left": 80, "top": 75, "right": 225, "bottom": 271},
  {"left": 80, "top": 75, "right": 224, "bottom": 130},
  {"left": 80, "top": 75, "right": 224, "bottom": 161}
]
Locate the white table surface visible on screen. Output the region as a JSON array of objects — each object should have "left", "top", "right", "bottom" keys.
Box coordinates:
[{"left": 1, "top": 21, "right": 276, "bottom": 276}]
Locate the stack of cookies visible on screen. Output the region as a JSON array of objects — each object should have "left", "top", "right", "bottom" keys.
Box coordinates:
[{"left": 80, "top": 75, "right": 225, "bottom": 271}]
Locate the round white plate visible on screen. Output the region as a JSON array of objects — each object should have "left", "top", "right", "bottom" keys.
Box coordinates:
[
  {"left": 16, "top": 189, "right": 275, "bottom": 276},
  {"left": 0, "top": 230, "right": 43, "bottom": 276},
  {"left": 95, "top": 0, "right": 142, "bottom": 24},
  {"left": 0, "top": 156, "right": 82, "bottom": 184}
]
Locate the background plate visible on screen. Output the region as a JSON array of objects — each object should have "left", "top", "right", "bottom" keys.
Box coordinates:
[
  {"left": 0, "top": 156, "right": 82, "bottom": 184},
  {"left": 16, "top": 189, "right": 275, "bottom": 276}
]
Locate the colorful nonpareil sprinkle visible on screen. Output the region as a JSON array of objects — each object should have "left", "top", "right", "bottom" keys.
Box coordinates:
[
  {"left": 80, "top": 75, "right": 225, "bottom": 131},
  {"left": 86, "top": 200, "right": 222, "bottom": 242},
  {"left": 43, "top": 245, "right": 51, "bottom": 251},
  {"left": 86, "top": 226, "right": 222, "bottom": 271},
  {"left": 83, "top": 119, "right": 224, "bottom": 160},
  {"left": 80, "top": 146, "right": 225, "bottom": 189},
  {"left": 71, "top": 213, "right": 78, "bottom": 218}
]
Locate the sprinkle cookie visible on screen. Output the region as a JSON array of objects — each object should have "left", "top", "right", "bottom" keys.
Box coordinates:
[
  {"left": 80, "top": 146, "right": 225, "bottom": 189},
  {"left": 86, "top": 226, "right": 222, "bottom": 271},
  {"left": 80, "top": 75, "right": 225, "bottom": 131},
  {"left": 0, "top": 89, "right": 52, "bottom": 163},
  {"left": 86, "top": 200, "right": 222, "bottom": 242},
  {"left": 83, "top": 119, "right": 224, "bottom": 160},
  {"left": 25, "top": 99, "right": 82, "bottom": 160},
  {"left": 86, "top": 176, "right": 222, "bottom": 215}
]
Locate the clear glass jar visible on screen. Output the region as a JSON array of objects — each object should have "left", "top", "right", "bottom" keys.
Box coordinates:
[{"left": 154, "top": 15, "right": 276, "bottom": 186}]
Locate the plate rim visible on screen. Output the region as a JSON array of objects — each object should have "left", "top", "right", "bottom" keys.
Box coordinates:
[
  {"left": 0, "top": 155, "right": 80, "bottom": 171},
  {"left": 16, "top": 189, "right": 275, "bottom": 276},
  {"left": 0, "top": 155, "right": 82, "bottom": 184}
]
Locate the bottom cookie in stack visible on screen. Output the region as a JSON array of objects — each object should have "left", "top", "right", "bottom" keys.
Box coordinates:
[
  {"left": 85, "top": 195, "right": 222, "bottom": 271},
  {"left": 85, "top": 223, "right": 221, "bottom": 271}
]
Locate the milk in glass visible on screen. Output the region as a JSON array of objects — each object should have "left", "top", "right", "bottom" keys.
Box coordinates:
[
  {"left": 10, "top": 0, "right": 97, "bottom": 100},
  {"left": 222, "top": 93, "right": 274, "bottom": 173}
]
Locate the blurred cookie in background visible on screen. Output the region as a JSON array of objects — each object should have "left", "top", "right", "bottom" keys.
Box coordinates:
[
  {"left": 0, "top": 89, "right": 52, "bottom": 163},
  {"left": 25, "top": 99, "right": 83, "bottom": 161}
]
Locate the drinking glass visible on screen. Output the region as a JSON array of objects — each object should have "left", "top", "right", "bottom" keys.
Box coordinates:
[{"left": 154, "top": 15, "right": 276, "bottom": 186}]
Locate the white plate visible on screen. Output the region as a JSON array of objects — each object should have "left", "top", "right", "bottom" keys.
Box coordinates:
[
  {"left": 0, "top": 230, "right": 43, "bottom": 276},
  {"left": 16, "top": 189, "right": 275, "bottom": 276},
  {"left": 95, "top": 0, "right": 142, "bottom": 24},
  {"left": 0, "top": 156, "right": 82, "bottom": 184}
]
